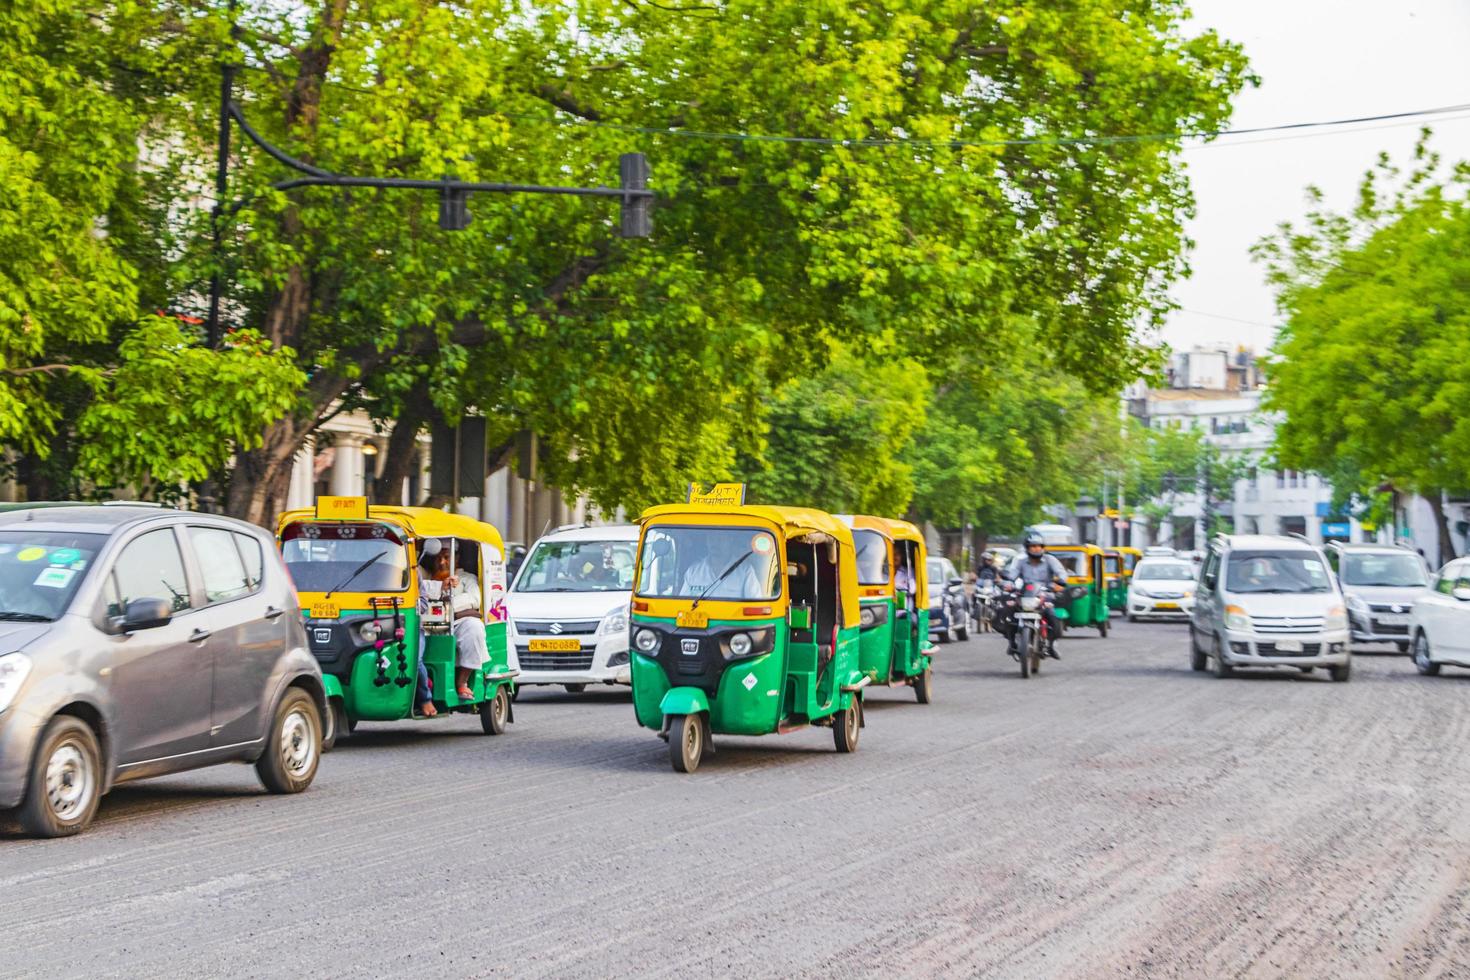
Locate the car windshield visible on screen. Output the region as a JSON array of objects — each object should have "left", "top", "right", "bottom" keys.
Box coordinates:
[
  {"left": 513, "top": 539, "right": 636, "bottom": 593},
  {"left": 280, "top": 522, "right": 409, "bottom": 593},
  {"left": 1134, "top": 561, "right": 1194, "bottom": 581},
  {"left": 853, "top": 530, "right": 890, "bottom": 586},
  {"left": 0, "top": 531, "right": 106, "bottom": 621},
  {"left": 636, "top": 526, "right": 780, "bottom": 600},
  {"left": 1225, "top": 551, "right": 1332, "bottom": 594},
  {"left": 1341, "top": 552, "right": 1427, "bottom": 588},
  {"left": 926, "top": 558, "right": 945, "bottom": 593}
]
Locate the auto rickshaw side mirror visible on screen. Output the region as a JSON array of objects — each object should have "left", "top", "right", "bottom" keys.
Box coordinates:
[{"left": 788, "top": 605, "right": 812, "bottom": 630}]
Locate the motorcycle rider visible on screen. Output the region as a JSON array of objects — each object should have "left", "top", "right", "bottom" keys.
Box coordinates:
[
  {"left": 975, "top": 552, "right": 1000, "bottom": 587},
  {"left": 1004, "top": 533, "right": 1067, "bottom": 659}
]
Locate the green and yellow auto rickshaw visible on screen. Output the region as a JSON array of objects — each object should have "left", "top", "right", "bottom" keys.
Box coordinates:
[
  {"left": 276, "top": 498, "right": 517, "bottom": 745},
  {"left": 840, "top": 514, "right": 935, "bottom": 702},
  {"left": 1049, "top": 543, "right": 1110, "bottom": 637},
  {"left": 629, "top": 503, "right": 868, "bottom": 773},
  {"left": 1103, "top": 549, "right": 1127, "bottom": 613}
]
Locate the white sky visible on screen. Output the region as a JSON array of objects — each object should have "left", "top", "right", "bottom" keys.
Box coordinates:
[{"left": 1163, "top": 0, "right": 1470, "bottom": 354}]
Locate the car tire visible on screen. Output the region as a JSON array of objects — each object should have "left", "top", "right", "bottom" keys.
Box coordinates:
[
  {"left": 563, "top": 683, "right": 587, "bottom": 694},
  {"left": 255, "top": 688, "right": 321, "bottom": 795},
  {"left": 668, "top": 713, "right": 705, "bottom": 773},
  {"left": 480, "top": 685, "right": 510, "bottom": 735},
  {"left": 1414, "top": 632, "right": 1441, "bottom": 676},
  {"left": 833, "top": 698, "right": 861, "bottom": 753},
  {"left": 1127, "top": 612, "right": 1137, "bottom": 623},
  {"left": 1211, "top": 635, "right": 1233, "bottom": 679},
  {"left": 19, "top": 715, "right": 103, "bottom": 838},
  {"left": 956, "top": 614, "right": 970, "bottom": 642},
  {"left": 1190, "top": 628, "right": 1207, "bottom": 672},
  {"left": 1329, "top": 660, "right": 1352, "bottom": 683},
  {"left": 914, "top": 666, "right": 932, "bottom": 704}
]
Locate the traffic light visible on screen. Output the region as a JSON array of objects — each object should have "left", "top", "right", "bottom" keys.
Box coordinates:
[
  {"left": 439, "top": 186, "right": 471, "bottom": 231},
  {"left": 619, "top": 152, "right": 651, "bottom": 238}
]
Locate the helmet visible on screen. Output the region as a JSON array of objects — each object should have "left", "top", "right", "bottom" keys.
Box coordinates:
[{"left": 1023, "top": 533, "right": 1045, "bottom": 550}]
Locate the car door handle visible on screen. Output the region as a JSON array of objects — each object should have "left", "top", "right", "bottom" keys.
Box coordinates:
[
  {"left": 264, "top": 606, "right": 286, "bottom": 620},
  {"left": 188, "top": 628, "right": 212, "bottom": 643}
]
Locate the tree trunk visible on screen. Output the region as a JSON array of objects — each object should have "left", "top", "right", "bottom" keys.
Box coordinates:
[
  {"left": 225, "top": 416, "right": 313, "bottom": 526},
  {"left": 1427, "top": 490, "right": 1457, "bottom": 564},
  {"left": 372, "top": 390, "right": 432, "bottom": 505}
]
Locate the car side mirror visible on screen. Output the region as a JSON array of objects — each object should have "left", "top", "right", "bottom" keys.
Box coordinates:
[
  {"left": 1204, "top": 574, "right": 1218, "bottom": 591},
  {"left": 1453, "top": 587, "right": 1470, "bottom": 602},
  {"left": 948, "top": 577, "right": 963, "bottom": 587},
  {"left": 121, "top": 597, "right": 172, "bottom": 631},
  {"left": 788, "top": 605, "right": 812, "bottom": 630}
]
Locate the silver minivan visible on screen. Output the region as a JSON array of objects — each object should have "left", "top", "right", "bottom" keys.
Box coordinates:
[
  {"left": 0, "top": 505, "right": 326, "bottom": 837},
  {"left": 1189, "top": 534, "right": 1352, "bottom": 682}
]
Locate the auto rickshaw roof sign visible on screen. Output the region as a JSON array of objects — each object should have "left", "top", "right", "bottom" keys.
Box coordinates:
[
  {"left": 315, "top": 495, "right": 369, "bottom": 520},
  {"left": 686, "top": 482, "right": 746, "bottom": 506}
]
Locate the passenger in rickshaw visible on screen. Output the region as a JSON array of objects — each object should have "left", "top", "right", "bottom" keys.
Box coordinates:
[{"left": 419, "top": 537, "right": 490, "bottom": 700}]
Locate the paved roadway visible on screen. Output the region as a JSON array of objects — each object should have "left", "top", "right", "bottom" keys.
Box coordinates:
[{"left": 4, "top": 619, "right": 1470, "bottom": 978}]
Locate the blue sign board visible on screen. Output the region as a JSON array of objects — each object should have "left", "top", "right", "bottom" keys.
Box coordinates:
[
  {"left": 1315, "top": 502, "right": 1331, "bottom": 517},
  {"left": 1321, "top": 521, "right": 1351, "bottom": 538}
]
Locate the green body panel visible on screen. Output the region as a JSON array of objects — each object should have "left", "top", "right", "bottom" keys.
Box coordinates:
[
  {"left": 1106, "top": 583, "right": 1127, "bottom": 611},
  {"left": 322, "top": 673, "right": 344, "bottom": 700},
  {"left": 859, "top": 597, "right": 930, "bottom": 683},
  {"left": 1059, "top": 590, "right": 1109, "bottom": 627},
  {"left": 630, "top": 615, "right": 862, "bottom": 736},
  {"left": 308, "top": 605, "right": 512, "bottom": 724},
  {"left": 659, "top": 687, "right": 710, "bottom": 716}
]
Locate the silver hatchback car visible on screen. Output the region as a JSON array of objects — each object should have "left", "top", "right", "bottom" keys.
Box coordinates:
[{"left": 0, "top": 505, "right": 326, "bottom": 837}]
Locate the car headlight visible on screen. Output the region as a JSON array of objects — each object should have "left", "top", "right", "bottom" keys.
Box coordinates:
[
  {"left": 599, "top": 607, "right": 629, "bottom": 635},
  {"left": 1132, "top": 586, "right": 1152, "bottom": 599},
  {"left": 633, "top": 628, "right": 660, "bottom": 653},
  {"left": 728, "top": 632, "right": 753, "bottom": 657},
  {"left": 0, "top": 652, "right": 33, "bottom": 714},
  {"left": 1224, "top": 604, "right": 1251, "bottom": 631},
  {"left": 1326, "top": 605, "right": 1348, "bottom": 631},
  {"left": 1182, "top": 589, "right": 1194, "bottom": 598}
]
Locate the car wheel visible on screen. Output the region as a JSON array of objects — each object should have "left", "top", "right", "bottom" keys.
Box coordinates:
[
  {"left": 480, "top": 685, "right": 510, "bottom": 735},
  {"left": 1127, "top": 612, "right": 1137, "bottom": 623},
  {"left": 833, "top": 698, "right": 861, "bottom": 753},
  {"left": 1414, "top": 632, "right": 1441, "bottom": 676},
  {"left": 1189, "top": 627, "right": 1207, "bottom": 672},
  {"left": 19, "top": 715, "right": 102, "bottom": 838},
  {"left": 956, "top": 613, "right": 970, "bottom": 642},
  {"left": 255, "top": 688, "right": 321, "bottom": 794},
  {"left": 563, "top": 683, "right": 587, "bottom": 694},
  {"left": 1211, "top": 635, "right": 1233, "bottom": 679},
  {"left": 1329, "top": 659, "right": 1352, "bottom": 683}
]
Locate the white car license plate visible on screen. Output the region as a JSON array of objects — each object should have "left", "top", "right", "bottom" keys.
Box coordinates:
[
  {"left": 1275, "top": 639, "right": 1304, "bottom": 653},
  {"left": 1375, "top": 614, "right": 1408, "bottom": 626}
]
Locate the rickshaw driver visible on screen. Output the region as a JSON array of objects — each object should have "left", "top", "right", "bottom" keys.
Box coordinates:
[
  {"left": 422, "top": 539, "right": 490, "bottom": 700},
  {"left": 678, "top": 535, "right": 765, "bottom": 598},
  {"left": 1005, "top": 533, "right": 1067, "bottom": 660}
]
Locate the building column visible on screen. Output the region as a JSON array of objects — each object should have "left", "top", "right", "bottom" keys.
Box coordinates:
[
  {"left": 285, "top": 435, "right": 315, "bottom": 510},
  {"left": 329, "top": 437, "right": 363, "bottom": 497}
]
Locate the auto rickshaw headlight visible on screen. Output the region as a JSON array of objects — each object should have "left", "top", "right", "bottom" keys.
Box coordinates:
[
  {"left": 728, "top": 632, "right": 753, "bottom": 658},
  {"left": 357, "top": 620, "right": 382, "bottom": 644},
  {"left": 634, "top": 628, "right": 660, "bottom": 654}
]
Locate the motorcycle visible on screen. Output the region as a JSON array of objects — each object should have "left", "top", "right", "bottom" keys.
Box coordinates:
[
  {"left": 975, "top": 581, "right": 999, "bottom": 633},
  {"left": 998, "top": 581, "right": 1056, "bottom": 679}
]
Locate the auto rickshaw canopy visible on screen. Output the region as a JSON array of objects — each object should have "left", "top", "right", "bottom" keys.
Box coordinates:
[
  {"left": 640, "top": 503, "right": 860, "bottom": 629},
  {"left": 837, "top": 514, "right": 930, "bottom": 597},
  {"left": 277, "top": 503, "right": 505, "bottom": 554}
]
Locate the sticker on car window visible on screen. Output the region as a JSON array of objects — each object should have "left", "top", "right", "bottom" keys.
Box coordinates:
[
  {"left": 48, "top": 548, "right": 82, "bottom": 566},
  {"left": 17, "top": 547, "right": 46, "bottom": 562},
  {"left": 35, "top": 566, "right": 76, "bottom": 589}
]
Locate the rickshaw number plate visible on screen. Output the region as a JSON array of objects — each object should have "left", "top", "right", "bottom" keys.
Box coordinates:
[
  {"left": 529, "top": 638, "right": 581, "bottom": 652},
  {"left": 310, "top": 601, "right": 340, "bottom": 620},
  {"left": 677, "top": 609, "right": 709, "bottom": 628}
]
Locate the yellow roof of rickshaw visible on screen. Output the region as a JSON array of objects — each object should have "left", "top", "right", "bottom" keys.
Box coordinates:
[
  {"left": 277, "top": 505, "right": 505, "bottom": 551},
  {"left": 883, "top": 518, "right": 925, "bottom": 547},
  {"left": 1050, "top": 543, "right": 1105, "bottom": 556},
  {"left": 640, "top": 503, "right": 854, "bottom": 544},
  {"left": 835, "top": 515, "right": 924, "bottom": 548}
]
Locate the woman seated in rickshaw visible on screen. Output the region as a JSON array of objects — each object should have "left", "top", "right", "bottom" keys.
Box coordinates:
[{"left": 416, "top": 537, "right": 491, "bottom": 704}]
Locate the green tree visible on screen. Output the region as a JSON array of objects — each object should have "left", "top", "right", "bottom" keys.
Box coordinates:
[{"left": 1253, "top": 137, "right": 1470, "bottom": 558}]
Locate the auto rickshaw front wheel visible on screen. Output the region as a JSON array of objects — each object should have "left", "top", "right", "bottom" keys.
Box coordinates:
[
  {"left": 669, "top": 713, "right": 706, "bottom": 773},
  {"left": 321, "top": 699, "right": 350, "bottom": 753},
  {"left": 481, "top": 685, "right": 510, "bottom": 735},
  {"left": 833, "top": 698, "right": 862, "bottom": 753}
]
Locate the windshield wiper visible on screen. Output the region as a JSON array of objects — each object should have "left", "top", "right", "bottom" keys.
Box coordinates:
[
  {"left": 0, "top": 611, "right": 51, "bottom": 622},
  {"left": 325, "top": 550, "right": 388, "bottom": 598},
  {"left": 691, "top": 552, "right": 756, "bottom": 610}
]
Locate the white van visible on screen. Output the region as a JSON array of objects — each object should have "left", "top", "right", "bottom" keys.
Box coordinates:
[
  {"left": 1189, "top": 534, "right": 1351, "bottom": 681},
  {"left": 505, "top": 524, "right": 639, "bottom": 693}
]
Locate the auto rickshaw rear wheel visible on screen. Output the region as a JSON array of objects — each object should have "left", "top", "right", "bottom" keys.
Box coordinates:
[
  {"left": 669, "top": 713, "right": 705, "bottom": 773},
  {"left": 914, "top": 666, "right": 932, "bottom": 704},
  {"left": 481, "top": 685, "right": 510, "bottom": 735},
  {"left": 1098, "top": 615, "right": 1109, "bottom": 638},
  {"left": 833, "top": 698, "right": 861, "bottom": 753}
]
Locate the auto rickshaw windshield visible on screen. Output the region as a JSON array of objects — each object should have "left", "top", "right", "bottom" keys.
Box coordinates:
[
  {"left": 637, "top": 525, "right": 781, "bottom": 600},
  {"left": 280, "top": 521, "right": 410, "bottom": 593},
  {"left": 1053, "top": 552, "right": 1085, "bottom": 576},
  {"left": 852, "top": 529, "right": 890, "bottom": 586}
]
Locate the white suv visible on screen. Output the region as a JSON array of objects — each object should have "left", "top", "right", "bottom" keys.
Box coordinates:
[
  {"left": 1189, "top": 534, "right": 1352, "bottom": 682},
  {"left": 505, "top": 524, "right": 638, "bottom": 694}
]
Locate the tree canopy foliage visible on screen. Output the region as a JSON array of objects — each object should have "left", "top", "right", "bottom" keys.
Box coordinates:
[
  {"left": 2, "top": 0, "right": 1251, "bottom": 524},
  {"left": 1254, "top": 136, "right": 1470, "bottom": 558}
]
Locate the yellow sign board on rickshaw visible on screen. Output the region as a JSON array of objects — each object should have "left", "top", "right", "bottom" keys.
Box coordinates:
[
  {"left": 686, "top": 482, "right": 746, "bottom": 506},
  {"left": 314, "top": 495, "right": 369, "bottom": 520}
]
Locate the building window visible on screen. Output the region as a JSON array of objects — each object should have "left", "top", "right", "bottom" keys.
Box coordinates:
[{"left": 1276, "top": 470, "right": 1285, "bottom": 489}]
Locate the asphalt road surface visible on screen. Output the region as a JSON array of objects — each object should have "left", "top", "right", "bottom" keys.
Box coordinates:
[{"left": 5, "top": 619, "right": 1470, "bottom": 978}]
